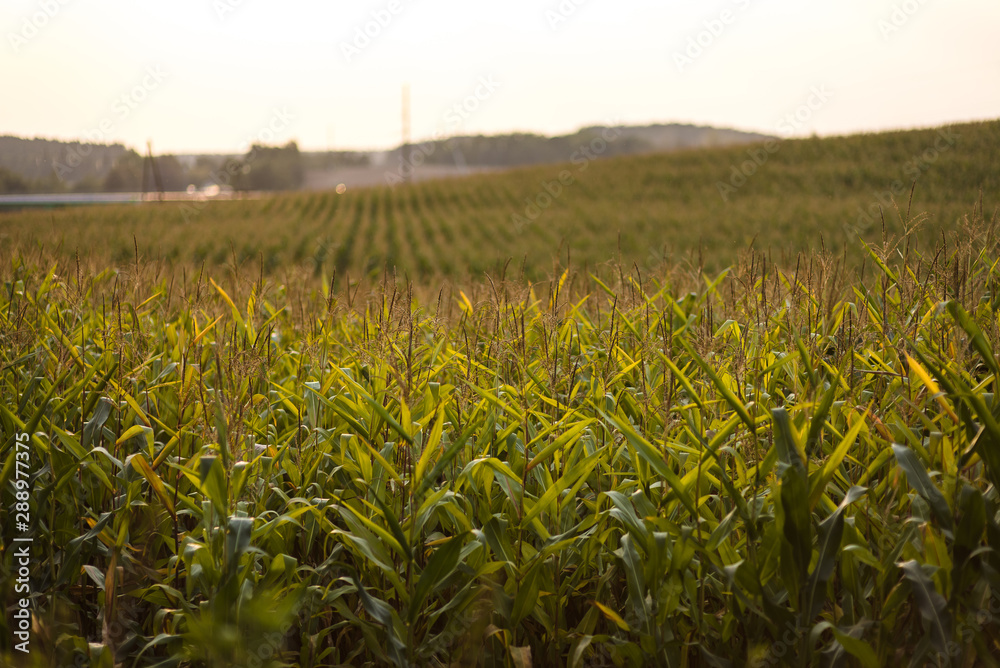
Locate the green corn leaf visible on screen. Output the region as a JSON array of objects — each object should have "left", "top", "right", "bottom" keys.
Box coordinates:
[
  {"left": 805, "top": 377, "right": 838, "bottom": 455},
  {"left": 414, "top": 404, "right": 445, "bottom": 485},
  {"left": 955, "top": 485, "right": 986, "bottom": 556},
  {"left": 602, "top": 411, "right": 698, "bottom": 518},
  {"left": 225, "top": 516, "right": 255, "bottom": 570},
  {"left": 614, "top": 534, "right": 649, "bottom": 631},
  {"left": 511, "top": 559, "right": 543, "bottom": 626},
  {"left": 525, "top": 419, "right": 592, "bottom": 472},
  {"left": 409, "top": 532, "right": 467, "bottom": 624},
  {"left": 351, "top": 575, "right": 407, "bottom": 664},
  {"left": 804, "top": 485, "right": 866, "bottom": 619},
  {"left": 333, "top": 366, "right": 414, "bottom": 444},
  {"left": 522, "top": 450, "right": 599, "bottom": 526},
  {"left": 198, "top": 455, "right": 228, "bottom": 517},
  {"left": 130, "top": 453, "right": 175, "bottom": 515},
  {"left": 373, "top": 496, "right": 412, "bottom": 563},
  {"left": 341, "top": 503, "right": 409, "bottom": 563},
  {"left": 604, "top": 490, "right": 650, "bottom": 553},
  {"left": 808, "top": 410, "right": 867, "bottom": 509},
  {"left": 778, "top": 462, "right": 811, "bottom": 606},
  {"left": 947, "top": 301, "right": 1000, "bottom": 379},
  {"left": 679, "top": 338, "right": 756, "bottom": 432},
  {"left": 773, "top": 407, "right": 806, "bottom": 474},
  {"left": 898, "top": 560, "right": 951, "bottom": 656},
  {"left": 813, "top": 621, "right": 880, "bottom": 668},
  {"left": 82, "top": 397, "right": 114, "bottom": 449},
  {"left": 892, "top": 444, "right": 953, "bottom": 535}
]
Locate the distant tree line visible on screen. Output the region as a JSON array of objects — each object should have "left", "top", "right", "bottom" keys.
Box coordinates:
[
  {"left": 0, "top": 137, "right": 305, "bottom": 194},
  {"left": 0, "top": 136, "right": 127, "bottom": 184},
  {"left": 0, "top": 125, "right": 773, "bottom": 195},
  {"left": 302, "top": 151, "right": 370, "bottom": 171},
  {"left": 230, "top": 142, "right": 305, "bottom": 192},
  {"left": 389, "top": 129, "right": 653, "bottom": 168}
]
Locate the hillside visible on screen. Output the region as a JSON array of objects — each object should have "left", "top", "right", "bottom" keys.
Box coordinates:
[
  {"left": 303, "top": 123, "right": 773, "bottom": 189},
  {"left": 377, "top": 123, "right": 773, "bottom": 168},
  {"left": 0, "top": 123, "right": 771, "bottom": 194},
  {"left": 2, "top": 120, "right": 997, "bottom": 279}
]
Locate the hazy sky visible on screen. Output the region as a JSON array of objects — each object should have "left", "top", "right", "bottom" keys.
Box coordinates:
[{"left": 2, "top": 0, "right": 998, "bottom": 154}]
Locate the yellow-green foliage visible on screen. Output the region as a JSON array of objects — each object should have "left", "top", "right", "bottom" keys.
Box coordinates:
[{"left": 3, "top": 199, "right": 1000, "bottom": 665}]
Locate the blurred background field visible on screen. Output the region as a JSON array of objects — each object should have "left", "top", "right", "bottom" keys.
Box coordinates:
[{"left": 3, "top": 120, "right": 997, "bottom": 283}]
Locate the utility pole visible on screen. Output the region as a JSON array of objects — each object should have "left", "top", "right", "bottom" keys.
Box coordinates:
[{"left": 401, "top": 83, "right": 411, "bottom": 183}]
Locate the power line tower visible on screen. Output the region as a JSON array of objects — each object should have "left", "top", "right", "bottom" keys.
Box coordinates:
[
  {"left": 401, "top": 84, "right": 411, "bottom": 183},
  {"left": 142, "top": 140, "right": 165, "bottom": 202}
]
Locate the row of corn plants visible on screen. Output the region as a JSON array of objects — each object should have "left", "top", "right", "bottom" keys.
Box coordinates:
[{"left": 3, "top": 210, "right": 1000, "bottom": 666}]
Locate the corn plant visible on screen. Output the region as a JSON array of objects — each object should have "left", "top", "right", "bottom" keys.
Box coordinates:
[{"left": 2, "top": 202, "right": 1000, "bottom": 666}]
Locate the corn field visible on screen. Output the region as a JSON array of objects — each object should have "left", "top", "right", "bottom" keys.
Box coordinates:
[
  {"left": 3, "top": 203, "right": 1000, "bottom": 666},
  {"left": 2, "top": 121, "right": 997, "bottom": 283}
]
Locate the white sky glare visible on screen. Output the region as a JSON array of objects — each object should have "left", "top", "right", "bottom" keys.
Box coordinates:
[{"left": 1, "top": 0, "right": 998, "bottom": 154}]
